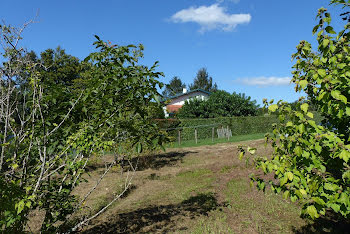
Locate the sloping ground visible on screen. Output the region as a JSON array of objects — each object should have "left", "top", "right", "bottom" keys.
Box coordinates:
[{"left": 74, "top": 139, "right": 314, "bottom": 233}]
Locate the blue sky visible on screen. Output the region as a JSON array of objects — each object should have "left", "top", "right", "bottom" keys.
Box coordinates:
[{"left": 1, "top": 0, "right": 345, "bottom": 105}]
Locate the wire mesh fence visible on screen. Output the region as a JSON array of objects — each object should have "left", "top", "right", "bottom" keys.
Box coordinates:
[
  {"left": 154, "top": 112, "right": 323, "bottom": 147},
  {"left": 155, "top": 116, "right": 279, "bottom": 147}
]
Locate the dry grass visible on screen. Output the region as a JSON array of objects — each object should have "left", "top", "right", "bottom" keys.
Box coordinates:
[
  {"left": 72, "top": 139, "right": 308, "bottom": 233},
  {"left": 28, "top": 139, "right": 348, "bottom": 233}
]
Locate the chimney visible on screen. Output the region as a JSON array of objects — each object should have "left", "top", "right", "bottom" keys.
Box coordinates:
[{"left": 183, "top": 88, "right": 187, "bottom": 94}]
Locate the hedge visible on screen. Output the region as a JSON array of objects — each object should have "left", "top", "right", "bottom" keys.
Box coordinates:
[
  {"left": 154, "top": 112, "right": 323, "bottom": 143},
  {"left": 153, "top": 115, "right": 275, "bottom": 142},
  {"left": 178, "top": 116, "right": 277, "bottom": 141}
]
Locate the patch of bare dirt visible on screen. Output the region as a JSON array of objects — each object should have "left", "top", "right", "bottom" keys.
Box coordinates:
[
  {"left": 29, "top": 139, "right": 333, "bottom": 233},
  {"left": 77, "top": 139, "right": 284, "bottom": 233}
]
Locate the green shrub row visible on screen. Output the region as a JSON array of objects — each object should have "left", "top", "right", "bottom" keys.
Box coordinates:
[
  {"left": 154, "top": 112, "right": 322, "bottom": 143},
  {"left": 153, "top": 116, "right": 274, "bottom": 142},
  {"left": 155, "top": 112, "right": 322, "bottom": 141},
  {"left": 178, "top": 116, "right": 277, "bottom": 141}
]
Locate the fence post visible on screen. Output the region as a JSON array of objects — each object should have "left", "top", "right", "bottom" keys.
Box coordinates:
[
  {"left": 195, "top": 128, "right": 198, "bottom": 144},
  {"left": 212, "top": 127, "right": 214, "bottom": 143},
  {"left": 178, "top": 130, "right": 181, "bottom": 145},
  {"left": 227, "top": 126, "right": 230, "bottom": 141}
]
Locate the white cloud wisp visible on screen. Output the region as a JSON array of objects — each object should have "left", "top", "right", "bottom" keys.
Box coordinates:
[
  {"left": 170, "top": 4, "right": 251, "bottom": 32},
  {"left": 236, "top": 77, "right": 292, "bottom": 86},
  {"left": 217, "top": 0, "right": 240, "bottom": 3}
]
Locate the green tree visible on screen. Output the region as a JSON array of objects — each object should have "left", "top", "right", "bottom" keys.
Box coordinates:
[
  {"left": 162, "top": 76, "right": 186, "bottom": 98},
  {"left": 189, "top": 67, "right": 218, "bottom": 92},
  {"left": 39, "top": 47, "right": 84, "bottom": 137},
  {"left": 177, "top": 98, "right": 206, "bottom": 118},
  {"left": 239, "top": 0, "right": 350, "bottom": 221},
  {"left": 177, "top": 90, "right": 259, "bottom": 118},
  {"left": 0, "top": 25, "right": 166, "bottom": 232}
]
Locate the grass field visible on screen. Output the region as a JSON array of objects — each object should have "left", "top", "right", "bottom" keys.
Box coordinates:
[
  {"left": 75, "top": 139, "right": 308, "bottom": 233},
  {"left": 166, "top": 132, "right": 266, "bottom": 148},
  {"left": 27, "top": 138, "right": 349, "bottom": 233}
]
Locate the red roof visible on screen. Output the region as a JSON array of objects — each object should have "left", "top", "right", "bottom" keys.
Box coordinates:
[{"left": 166, "top": 105, "right": 182, "bottom": 113}]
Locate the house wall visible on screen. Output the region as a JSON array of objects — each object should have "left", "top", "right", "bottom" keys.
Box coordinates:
[
  {"left": 163, "top": 106, "right": 169, "bottom": 118},
  {"left": 168, "top": 91, "right": 209, "bottom": 106}
]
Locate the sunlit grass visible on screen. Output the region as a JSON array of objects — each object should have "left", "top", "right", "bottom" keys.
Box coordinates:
[{"left": 166, "top": 133, "right": 265, "bottom": 148}]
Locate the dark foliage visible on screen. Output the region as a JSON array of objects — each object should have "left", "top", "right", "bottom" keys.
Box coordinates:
[
  {"left": 189, "top": 68, "right": 218, "bottom": 92},
  {"left": 162, "top": 76, "right": 186, "bottom": 98},
  {"left": 177, "top": 90, "right": 259, "bottom": 118}
]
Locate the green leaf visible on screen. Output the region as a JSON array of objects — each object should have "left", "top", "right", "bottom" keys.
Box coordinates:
[
  {"left": 280, "top": 176, "right": 288, "bottom": 186},
  {"left": 317, "top": 69, "right": 327, "bottom": 77},
  {"left": 315, "top": 143, "right": 322, "bottom": 154},
  {"left": 339, "top": 95, "right": 347, "bottom": 104},
  {"left": 300, "top": 189, "right": 307, "bottom": 196},
  {"left": 17, "top": 200, "right": 25, "bottom": 214},
  {"left": 330, "top": 203, "right": 340, "bottom": 213},
  {"left": 312, "top": 197, "right": 326, "bottom": 205},
  {"left": 331, "top": 90, "right": 340, "bottom": 99},
  {"left": 136, "top": 142, "right": 142, "bottom": 153},
  {"left": 325, "top": 26, "right": 336, "bottom": 34},
  {"left": 286, "top": 121, "right": 293, "bottom": 127},
  {"left": 291, "top": 194, "right": 298, "bottom": 202},
  {"left": 239, "top": 152, "right": 244, "bottom": 160},
  {"left": 339, "top": 149, "right": 350, "bottom": 163},
  {"left": 294, "top": 146, "right": 302, "bottom": 156},
  {"left": 331, "top": 90, "right": 347, "bottom": 103},
  {"left": 339, "top": 193, "right": 349, "bottom": 205},
  {"left": 318, "top": 91, "right": 326, "bottom": 101},
  {"left": 258, "top": 181, "right": 265, "bottom": 190},
  {"left": 268, "top": 104, "right": 278, "bottom": 112},
  {"left": 324, "top": 183, "right": 338, "bottom": 191},
  {"left": 307, "top": 112, "right": 314, "bottom": 118},
  {"left": 286, "top": 171, "right": 294, "bottom": 181},
  {"left": 306, "top": 205, "right": 319, "bottom": 219},
  {"left": 343, "top": 170, "right": 350, "bottom": 182},
  {"left": 94, "top": 35, "right": 101, "bottom": 40},
  {"left": 299, "top": 80, "right": 308, "bottom": 89},
  {"left": 302, "top": 151, "right": 310, "bottom": 158},
  {"left": 330, "top": 45, "right": 336, "bottom": 53},
  {"left": 324, "top": 17, "right": 331, "bottom": 24},
  {"left": 247, "top": 147, "right": 257, "bottom": 155},
  {"left": 301, "top": 103, "right": 309, "bottom": 113},
  {"left": 322, "top": 39, "right": 329, "bottom": 47},
  {"left": 347, "top": 107, "right": 350, "bottom": 116}
]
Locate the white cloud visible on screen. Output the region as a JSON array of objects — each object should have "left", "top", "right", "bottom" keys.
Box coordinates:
[
  {"left": 170, "top": 4, "right": 251, "bottom": 32},
  {"left": 217, "top": 0, "right": 240, "bottom": 3},
  {"left": 236, "top": 77, "right": 292, "bottom": 86}
]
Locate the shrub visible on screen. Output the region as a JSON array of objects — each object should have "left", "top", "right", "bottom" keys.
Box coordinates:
[{"left": 239, "top": 1, "right": 350, "bottom": 220}]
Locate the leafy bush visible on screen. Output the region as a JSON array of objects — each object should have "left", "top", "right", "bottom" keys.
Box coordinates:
[
  {"left": 0, "top": 24, "right": 165, "bottom": 232},
  {"left": 177, "top": 90, "right": 259, "bottom": 118},
  {"left": 239, "top": 1, "right": 350, "bottom": 220}
]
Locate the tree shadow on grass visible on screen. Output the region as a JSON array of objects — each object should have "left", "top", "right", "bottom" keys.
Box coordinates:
[
  {"left": 82, "top": 192, "right": 224, "bottom": 233},
  {"left": 292, "top": 211, "right": 350, "bottom": 234},
  {"left": 129, "top": 151, "right": 197, "bottom": 171},
  {"left": 86, "top": 151, "right": 197, "bottom": 172}
]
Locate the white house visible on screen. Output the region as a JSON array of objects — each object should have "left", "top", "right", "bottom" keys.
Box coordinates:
[{"left": 163, "top": 89, "right": 211, "bottom": 117}]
